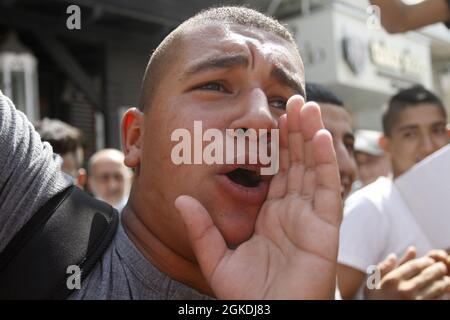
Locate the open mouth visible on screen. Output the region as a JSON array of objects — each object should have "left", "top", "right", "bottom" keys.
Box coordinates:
[
  {"left": 225, "top": 168, "right": 261, "bottom": 188},
  {"left": 215, "top": 165, "right": 271, "bottom": 205}
]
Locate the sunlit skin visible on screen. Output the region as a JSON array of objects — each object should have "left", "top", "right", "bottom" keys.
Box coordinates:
[
  {"left": 380, "top": 104, "right": 449, "bottom": 178},
  {"left": 120, "top": 23, "right": 342, "bottom": 299},
  {"left": 369, "top": 0, "right": 450, "bottom": 33},
  {"left": 319, "top": 103, "right": 357, "bottom": 200}
]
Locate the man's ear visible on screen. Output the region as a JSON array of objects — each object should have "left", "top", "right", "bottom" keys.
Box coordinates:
[
  {"left": 447, "top": 124, "right": 450, "bottom": 139},
  {"left": 76, "top": 168, "right": 87, "bottom": 189},
  {"left": 122, "top": 108, "right": 144, "bottom": 170},
  {"left": 379, "top": 135, "right": 390, "bottom": 154}
]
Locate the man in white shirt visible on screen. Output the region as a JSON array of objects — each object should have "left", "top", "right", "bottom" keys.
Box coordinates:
[
  {"left": 0, "top": 7, "right": 344, "bottom": 299},
  {"left": 337, "top": 85, "right": 450, "bottom": 299}
]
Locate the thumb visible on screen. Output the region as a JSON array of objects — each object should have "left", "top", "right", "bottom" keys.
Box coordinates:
[{"left": 175, "top": 195, "right": 229, "bottom": 283}]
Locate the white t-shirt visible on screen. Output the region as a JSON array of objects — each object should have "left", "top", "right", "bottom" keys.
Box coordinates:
[{"left": 338, "top": 176, "right": 433, "bottom": 274}]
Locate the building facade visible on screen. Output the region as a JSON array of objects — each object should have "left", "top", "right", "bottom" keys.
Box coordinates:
[{"left": 284, "top": 0, "right": 450, "bottom": 130}]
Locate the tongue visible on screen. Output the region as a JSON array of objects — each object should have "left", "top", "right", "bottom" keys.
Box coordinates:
[{"left": 226, "top": 168, "right": 260, "bottom": 188}]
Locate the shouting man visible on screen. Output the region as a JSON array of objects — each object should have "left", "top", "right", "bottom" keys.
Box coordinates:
[{"left": 0, "top": 7, "right": 342, "bottom": 299}]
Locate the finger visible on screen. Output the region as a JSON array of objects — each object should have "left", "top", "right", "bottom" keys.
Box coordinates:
[
  {"left": 299, "top": 103, "right": 324, "bottom": 198},
  {"left": 312, "top": 129, "right": 342, "bottom": 226},
  {"left": 313, "top": 130, "right": 340, "bottom": 190},
  {"left": 427, "top": 249, "right": 447, "bottom": 261},
  {"left": 399, "top": 247, "right": 417, "bottom": 266},
  {"left": 406, "top": 262, "right": 448, "bottom": 294},
  {"left": 286, "top": 95, "right": 305, "bottom": 164},
  {"left": 175, "top": 195, "right": 229, "bottom": 282},
  {"left": 267, "top": 114, "right": 289, "bottom": 200},
  {"left": 299, "top": 102, "right": 324, "bottom": 168},
  {"left": 390, "top": 256, "right": 435, "bottom": 280},
  {"left": 286, "top": 95, "right": 306, "bottom": 194},
  {"left": 427, "top": 250, "right": 450, "bottom": 272},
  {"left": 379, "top": 253, "right": 398, "bottom": 278},
  {"left": 415, "top": 276, "right": 450, "bottom": 300}
]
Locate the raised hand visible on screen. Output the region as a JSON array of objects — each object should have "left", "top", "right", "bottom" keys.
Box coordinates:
[
  {"left": 175, "top": 95, "right": 342, "bottom": 299},
  {"left": 366, "top": 247, "right": 450, "bottom": 300}
]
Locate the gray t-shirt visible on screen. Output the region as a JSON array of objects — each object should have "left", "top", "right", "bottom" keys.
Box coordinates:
[{"left": 0, "top": 91, "right": 211, "bottom": 300}]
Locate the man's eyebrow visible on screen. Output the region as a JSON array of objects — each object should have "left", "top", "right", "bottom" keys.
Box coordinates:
[
  {"left": 183, "top": 54, "right": 249, "bottom": 77},
  {"left": 431, "top": 121, "right": 447, "bottom": 127},
  {"left": 181, "top": 55, "right": 305, "bottom": 97},
  {"left": 397, "top": 124, "right": 419, "bottom": 132},
  {"left": 270, "top": 67, "right": 305, "bottom": 98}
]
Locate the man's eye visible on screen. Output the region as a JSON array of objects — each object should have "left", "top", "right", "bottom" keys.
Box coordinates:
[
  {"left": 432, "top": 126, "right": 446, "bottom": 135},
  {"left": 269, "top": 98, "right": 287, "bottom": 110},
  {"left": 198, "top": 82, "right": 227, "bottom": 92},
  {"left": 403, "top": 131, "right": 416, "bottom": 139}
]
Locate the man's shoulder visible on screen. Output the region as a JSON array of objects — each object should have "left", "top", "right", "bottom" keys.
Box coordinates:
[{"left": 345, "top": 177, "right": 392, "bottom": 212}]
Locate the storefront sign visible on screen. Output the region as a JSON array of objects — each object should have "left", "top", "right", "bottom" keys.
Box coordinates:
[{"left": 370, "top": 41, "right": 425, "bottom": 78}]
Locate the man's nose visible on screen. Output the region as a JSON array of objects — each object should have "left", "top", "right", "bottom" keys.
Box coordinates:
[
  {"left": 106, "top": 177, "right": 120, "bottom": 191},
  {"left": 229, "top": 88, "right": 277, "bottom": 132},
  {"left": 419, "top": 134, "right": 435, "bottom": 158},
  {"left": 336, "top": 143, "right": 357, "bottom": 179}
]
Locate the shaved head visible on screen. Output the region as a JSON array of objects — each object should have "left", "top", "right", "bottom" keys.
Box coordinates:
[
  {"left": 139, "top": 6, "right": 299, "bottom": 111},
  {"left": 88, "top": 148, "right": 125, "bottom": 173}
]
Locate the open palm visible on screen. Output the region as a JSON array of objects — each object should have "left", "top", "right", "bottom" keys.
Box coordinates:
[{"left": 175, "top": 95, "right": 342, "bottom": 299}]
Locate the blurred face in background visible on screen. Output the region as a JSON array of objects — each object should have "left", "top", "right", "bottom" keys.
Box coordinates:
[
  {"left": 89, "top": 149, "right": 132, "bottom": 208},
  {"left": 319, "top": 103, "right": 357, "bottom": 199},
  {"left": 355, "top": 151, "right": 391, "bottom": 186},
  {"left": 381, "top": 104, "right": 448, "bottom": 178}
]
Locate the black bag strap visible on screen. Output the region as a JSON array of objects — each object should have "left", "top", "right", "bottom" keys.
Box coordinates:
[{"left": 0, "top": 185, "right": 119, "bottom": 299}]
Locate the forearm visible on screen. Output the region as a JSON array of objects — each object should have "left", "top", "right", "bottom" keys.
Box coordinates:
[
  {"left": 370, "top": 0, "right": 450, "bottom": 33},
  {"left": 337, "top": 264, "right": 366, "bottom": 299}
]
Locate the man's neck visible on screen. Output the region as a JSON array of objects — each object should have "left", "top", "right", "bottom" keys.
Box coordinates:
[{"left": 121, "top": 204, "right": 215, "bottom": 297}]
